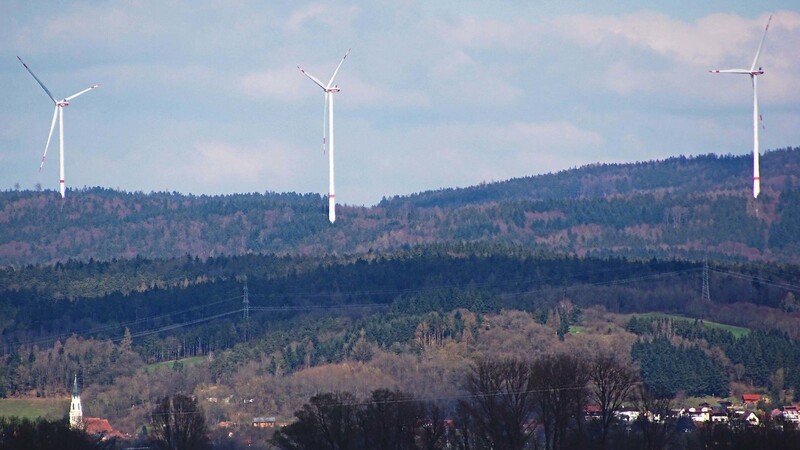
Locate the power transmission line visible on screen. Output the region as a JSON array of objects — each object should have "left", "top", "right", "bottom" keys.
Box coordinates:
[
  {"left": 709, "top": 268, "right": 800, "bottom": 291},
  {"left": 6, "top": 263, "right": 795, "bottom": 351}
]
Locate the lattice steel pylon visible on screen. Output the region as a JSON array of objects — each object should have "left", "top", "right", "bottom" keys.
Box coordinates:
[{"left": 702, "top": 259, "right": 711, "bottom": 302}]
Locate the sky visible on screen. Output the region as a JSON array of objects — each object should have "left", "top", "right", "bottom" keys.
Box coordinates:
[{"left": 1, "top": 1, "right": 799, "bottom": 206}]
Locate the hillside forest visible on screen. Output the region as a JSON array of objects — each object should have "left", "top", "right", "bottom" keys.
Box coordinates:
[
  {"left": 2, "top": 148, "right": 800, "bottom": 267},
  {"left": 1, "top": 150, "right": 800, "bottom": 449},
  {"left": 2, "top": 245, "right": 800, "bottom": 449}
]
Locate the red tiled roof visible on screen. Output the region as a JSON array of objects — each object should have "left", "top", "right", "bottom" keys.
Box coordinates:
[
  {"left": 742, "top": 394, "right": 761, "bottom": 402},
  {"left": 84, "top": 417, "right": 125, "bottom": 439},
  {"left": 84, "top": 418, "right": 113, "bottom": 434}
]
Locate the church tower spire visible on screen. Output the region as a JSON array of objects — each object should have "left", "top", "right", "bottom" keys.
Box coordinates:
[{"left": 69, "top": 374, "right": 83, "bottom": 429}]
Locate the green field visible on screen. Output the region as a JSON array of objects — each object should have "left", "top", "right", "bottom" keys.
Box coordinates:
[
  {"left": 145, "top": 355, "right": 205, "bottom": 373},
  {"left": 0, "top": 398, "right": 70, "bottom": 420},
  {"left": 636, "top": 313, "right": 750, "bottom": 338}
]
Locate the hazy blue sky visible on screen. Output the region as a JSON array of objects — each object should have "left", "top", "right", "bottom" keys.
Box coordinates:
[{"left": 2, "top": 1, "right": 799, "bottom": 205}]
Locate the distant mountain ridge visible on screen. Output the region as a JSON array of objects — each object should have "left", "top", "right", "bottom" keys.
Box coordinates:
[{"left": 1, "top": 148, "right": 799, "bottom": 266}]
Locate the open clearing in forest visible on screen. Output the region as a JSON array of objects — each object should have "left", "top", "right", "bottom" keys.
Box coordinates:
[
  {"left": 145, "top": 355, "right": 205, "bottom": 373},
  {"left": 0, "top": 397, "right": 69, "bottom": 420},
  {"left": 635, "top": 313, "right": 750, "bottom": 338}
]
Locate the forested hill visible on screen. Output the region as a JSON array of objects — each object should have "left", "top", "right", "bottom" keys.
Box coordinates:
[
  {"left": 380, "top": 147, "right": 800, "bottom": 208},
  {"left": 1, "top": 148, "right": 800, "bottom": 266}
]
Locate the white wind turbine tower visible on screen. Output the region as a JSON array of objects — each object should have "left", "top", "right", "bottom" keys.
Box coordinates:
[
  {"left": 18, "top": 56, "right": 99, "bottom": 198},
  {"left": 298, "top": 49, "right": 350, "bottom": 223},
  {"left": 709, "top": 15, "right": 772, "bottom": 199}
]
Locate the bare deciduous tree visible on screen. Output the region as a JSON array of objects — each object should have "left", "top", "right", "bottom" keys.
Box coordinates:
[
  {"left": 634, "top": 386, "right": 678, "bottom": 450},
  {"left": 588, "top": 354, "right": 638, "bottom": 450},
  {"left": 272, "top": 392, "right": 360, "bottom": 450},
  {"left": 458, "top": 359, "right": 537, "bottom": 450},
  {"left": 149, "top": 394, "right": 210, "bottom": 450},
  {"left": 531, "top": 353, "right": 589, "bottom": 450}
]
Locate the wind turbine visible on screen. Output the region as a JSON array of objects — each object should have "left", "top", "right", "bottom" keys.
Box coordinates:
[
  {"left": 298, "top": 48, "right": 350, "bottom": 223},
  {"left": 18, "top": 56, "right": 99, "bottom": 198},
  {"left": 709, "top": 15, "right": 772, "bottom": 199}
]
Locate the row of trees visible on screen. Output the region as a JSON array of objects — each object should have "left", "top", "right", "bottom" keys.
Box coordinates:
[
  {"left": 272, "top": 354, "right": 638, "bottom": 450},
  {"left": 0, "top": 417, "right": 97, "bottom": 450},
  {"left": 455, "top": 355, "right": 637, "bottom": 450},
  {"left": 273, "top": 389, "right": 448, "bottom": 450},
  {"left": 274, "top": 354, "right": 800, "bottom": 450}
]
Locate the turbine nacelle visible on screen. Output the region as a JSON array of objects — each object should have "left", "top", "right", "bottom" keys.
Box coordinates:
[{"left": 57, "top": 100, "right": 70, "bottom": 107}]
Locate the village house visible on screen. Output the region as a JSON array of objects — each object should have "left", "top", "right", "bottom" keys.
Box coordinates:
[
  {"left": 741, "top": 394, "right": 761, "bottom": 405},
  {"left": 685, "top": 405, "right": 711, "bottom": 423},
  {"left": 252, "top": 416, "right": 277, "bottom": 428},
  {"left": 583, "top": 405, "right": 602, "bottom": 421},
  {"left": 84, "top": 418, "right": 126, "bottom": 441},
  {"left": 710, "top": 412, "right": 729, "bottom": 423},
  {"left": 781, "top": 405, "right": 800, "bottom": 424},
  {"left": 743, "top": 411, "right": 760, "bottom": 426},
  {"left": 615, "top": 407, "right": 639, "bottom": 423},
  {"left": 252, "top": 416, "right": 290, "bottom": 428}
]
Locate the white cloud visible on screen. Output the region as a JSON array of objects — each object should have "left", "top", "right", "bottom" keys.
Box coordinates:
[
  {"left": 42, "top": 5, "right": 163, "bottom": 43},
  {"left": 554, "top": 11, "right": 753, "bottom": 66},
  {"left": 426, "top": 16, "right": 540, "bottom": 50},
  {"left": 487, "top": 121, "right": 605, "bottom": 150},
  {"left": 340, "top": 120, "right": 605, "bottom": 200},
  {"left": 286, "top": 3, "right": 360, "bottom": 33},
  {"left": 345, "top": 76, "right": 431, "bottom": 108},
  {"left": 553, "top": 11, "right": 800, "bottom": 104},
  {"left": 152, "top": 139, "right": 318, "bottom": 194},
  {"left": 553, "top": 11, "right": 800, "bottom": 67},
  {"left": 239, "top": 67, "right": 430, "bottom": 108},
  {"left": 240, "top": 67, "right": 312, "bottom": 102}
]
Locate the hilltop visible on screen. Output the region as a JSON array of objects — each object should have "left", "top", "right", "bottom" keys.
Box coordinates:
[{"left": 1, "top": 147, "right": 799, "bottom": 266}]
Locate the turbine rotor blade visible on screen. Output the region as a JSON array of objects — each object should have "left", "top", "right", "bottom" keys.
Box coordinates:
[
  {"left": 327, "top": 48, "right": 350, "bottom": 88},
  {"left": 40, "top": 106, "right": 59, "bottom": 171},
  {"left": 708, "top": 69, "right": 751, "bottom": 74},
  {"left": 750, "top": 15, "right": 772, "bottom": 72},
  {"left": 298, "top": 66, "right": 326, "bottom": 90},
  {"left": 17, "top": 56, "right": 56, "bottom": 103},
  {"left": 64, "top": 84, "right": 100, "bottom": 101}
]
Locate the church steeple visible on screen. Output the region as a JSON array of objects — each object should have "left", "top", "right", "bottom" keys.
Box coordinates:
[{"left": 69, "top": 374, "right": 83, "bottom": 429}]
